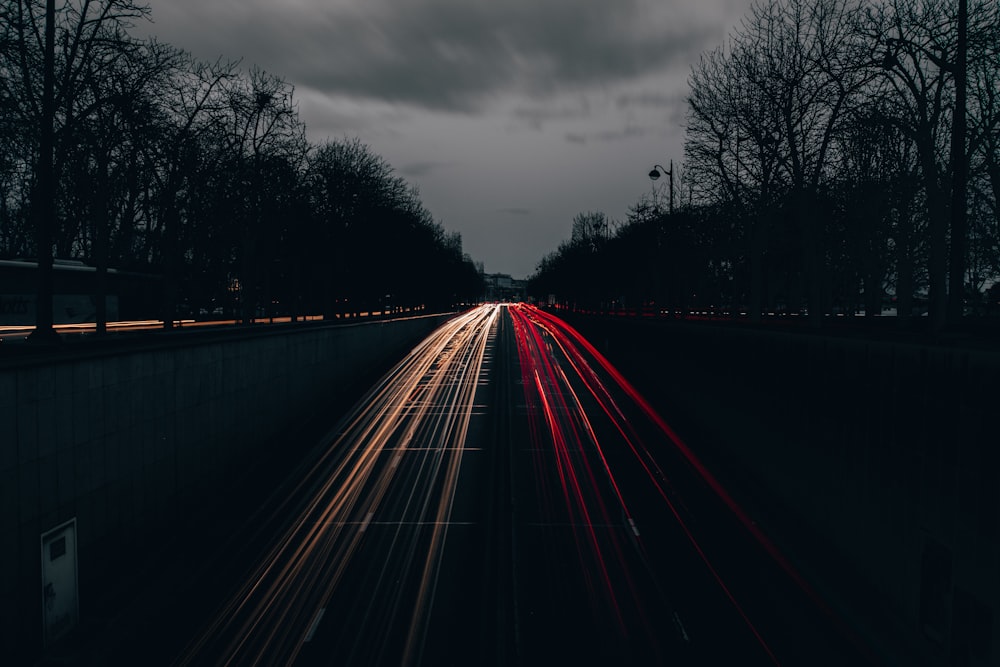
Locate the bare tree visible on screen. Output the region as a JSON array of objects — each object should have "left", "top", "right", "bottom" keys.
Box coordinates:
[
  {"left": 143, "top": 51, "right": 237, "bottom": 328},
  {"left": 686, "top": 0, "right": 873, "bottom": 323},
  {"left": 571, "top": 210, "right": 609, "bottom": 252},
  {"left": 219, "top": 66, "right": 305, "bottom": 324},
  {"left": 307, "top": 136, "right": 410, "bottom": 317},
  {"left": 1, "top": 0, "right": 151, "bottom": 339},
  {"left": 738, "top": 0, "right": 874, "bottom": 325},
  {"left": 833, "top": 100, "right": 922, "bottom": 318},
  {"left": 868, "top": 0, "right": 998, "bottom": 327},
  {"left": 965, "top": 1, "right": 1000, "bottom": 302}
]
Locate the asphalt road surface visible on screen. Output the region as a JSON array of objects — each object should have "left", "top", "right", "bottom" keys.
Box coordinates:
[{"left": 75, "top": 303, "right": 879, "bottom": 666}]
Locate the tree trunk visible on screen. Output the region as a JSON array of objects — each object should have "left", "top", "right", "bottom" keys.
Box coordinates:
[
  {"left": 799, "top": 189, "right": 824, "bottom": 328},
  {"left": 946, "top": 0, "right": 968, "bottom": 327},
  {"left": 749, "top": 214, "right": 764, "bottom": 322},
  {"left": 896, "top": 196, "right": 914, "bottom": 324},
  {"left": 161, "top": 200, "right": 180, "bottom": 330},
  {"left": 92, "top": 151, "right": 112, "bottom": 335},
  {"left": 918, "top": 147, "right": 948, "bottom": 332},
  {"left": 29, "top": 0, "right": 58, "bottom": 343}
]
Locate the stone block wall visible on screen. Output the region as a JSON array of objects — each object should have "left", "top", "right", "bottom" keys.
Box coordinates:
[{"left": 1, "top": 314, "right": 453, "bottom": 660}]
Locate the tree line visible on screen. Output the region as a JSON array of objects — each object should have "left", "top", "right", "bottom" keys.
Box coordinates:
[
  {"left": 530, "top": 0, "right": 999, "bottom": 330},
  {"left": 0, "top": 0, "right": 483, "bottom": 333}
]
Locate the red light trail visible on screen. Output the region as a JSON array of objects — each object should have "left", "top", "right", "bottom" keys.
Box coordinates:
[
  {"left": 509, "top": 302, "right": 783, "bottom": 665},
  {"left": 156, "top": 302, "right": 872, "bottom": 666}
]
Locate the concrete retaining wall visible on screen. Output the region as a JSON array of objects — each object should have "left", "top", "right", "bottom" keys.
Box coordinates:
[
  {"left": 0, "top": 314, "right": 453, "bottom": 660},
  {"left": 563, "top": 314, "right": 999, "bottom": 667}
]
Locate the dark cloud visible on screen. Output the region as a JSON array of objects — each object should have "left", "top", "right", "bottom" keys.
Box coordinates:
[
  {"left": 594, "top": 125, "right": 648, "bottom": 142},
  {"left": 617, "top": 88, "right": 690, "bottom": 130},
  {"left": 398, "top": 160, "right": 454, "bottom": 177},
  {"left": 136, "top": 0, "right": 754, "bottom": 277},
  {"left": 145, "top": 0, "right": 719, "bottom": 113},
  {"left": 511, "top": 99, "right": 591, "bottom": 129},
  {"left": 293, "top": 89, "right": 412, "bottom": 137},
  {"left": 616, "top": 91, "right": 678, "bottom": 109},
  {"left": 563, "top": 125, "right": 650, "bottom": 144}
]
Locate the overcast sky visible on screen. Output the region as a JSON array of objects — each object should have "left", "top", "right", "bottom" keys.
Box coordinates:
[{"left": 138, "top": 0, "right": 754, "bottom": 277}]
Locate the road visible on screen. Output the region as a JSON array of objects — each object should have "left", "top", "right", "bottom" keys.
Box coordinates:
[{"left": 88, "top": 303, "right": 877, "bottom": 666}]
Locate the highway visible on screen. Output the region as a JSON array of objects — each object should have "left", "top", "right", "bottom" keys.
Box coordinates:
[{"left": 94, "top": 303, "right": 875, "bottom": 666}]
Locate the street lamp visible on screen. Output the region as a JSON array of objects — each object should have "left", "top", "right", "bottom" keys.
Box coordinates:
[{"left": 648, "top": 161, "right": 674, "bottom": 215}]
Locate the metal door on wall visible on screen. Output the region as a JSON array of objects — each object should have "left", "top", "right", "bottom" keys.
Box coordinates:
[{"left": 41, "top": 518, "right": 79, "bottom": 645}]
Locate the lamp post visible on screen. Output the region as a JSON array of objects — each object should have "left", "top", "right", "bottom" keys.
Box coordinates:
[{"left": 648, "top": 161, "right": 674, "bottom": 216}]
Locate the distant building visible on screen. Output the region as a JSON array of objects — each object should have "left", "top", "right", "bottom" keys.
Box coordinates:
[{"left": 483, "top": 273, "right": 526, "bottom": 302}]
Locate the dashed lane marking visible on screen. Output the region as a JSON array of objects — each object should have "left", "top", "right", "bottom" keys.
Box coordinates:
[{"left": 305, "top": 608, "right": 326, "bottom": 643}]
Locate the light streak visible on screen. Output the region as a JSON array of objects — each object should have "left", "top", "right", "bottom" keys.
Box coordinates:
[
  {"left": 165, "top": 301, "right": 853, "bottom": 665},
  {"left": 521, "top": 306, "right": 844, "bottom": 618},
  {"left": 511, "top": 306, "right": 642, "bottom": 646},
  {"left": 172, "top": 304, "right": 499, "bottom": 667},
  {"left": 509, "top": 303, "right": 782, "bottom": 665}
]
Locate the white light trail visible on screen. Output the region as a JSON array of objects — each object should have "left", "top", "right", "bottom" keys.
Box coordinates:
[{"left": 173, "top": 305, "right": 499, "bottom": 667}]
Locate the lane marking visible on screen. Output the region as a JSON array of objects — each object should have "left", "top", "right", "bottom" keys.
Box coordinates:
[
  {"left": 366, "top": 521, "right": 475, "bottom": 526},
  {"left": 305, "top": 607, "right": 326, "bottom": 643},
  {"left": 325, "top": 520, "right": 477, "bottom": 527},
  {"left": 382, "top": 447, "right": 483, "bottom": 451},
  {"left": 359, "top": 512, "right": 374, "bottom": 532},
  {"left": 390, "top": 454, "right": 402, "bottom": 469},
  {"left": 524, "top": 522, "right": 629, "bottom": 528},
  {"left": 627, "top": 517, "right": 640, "bottom": 537},
  {"left": 672, "top": 611, "right": 690, "bottom": 643}
]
